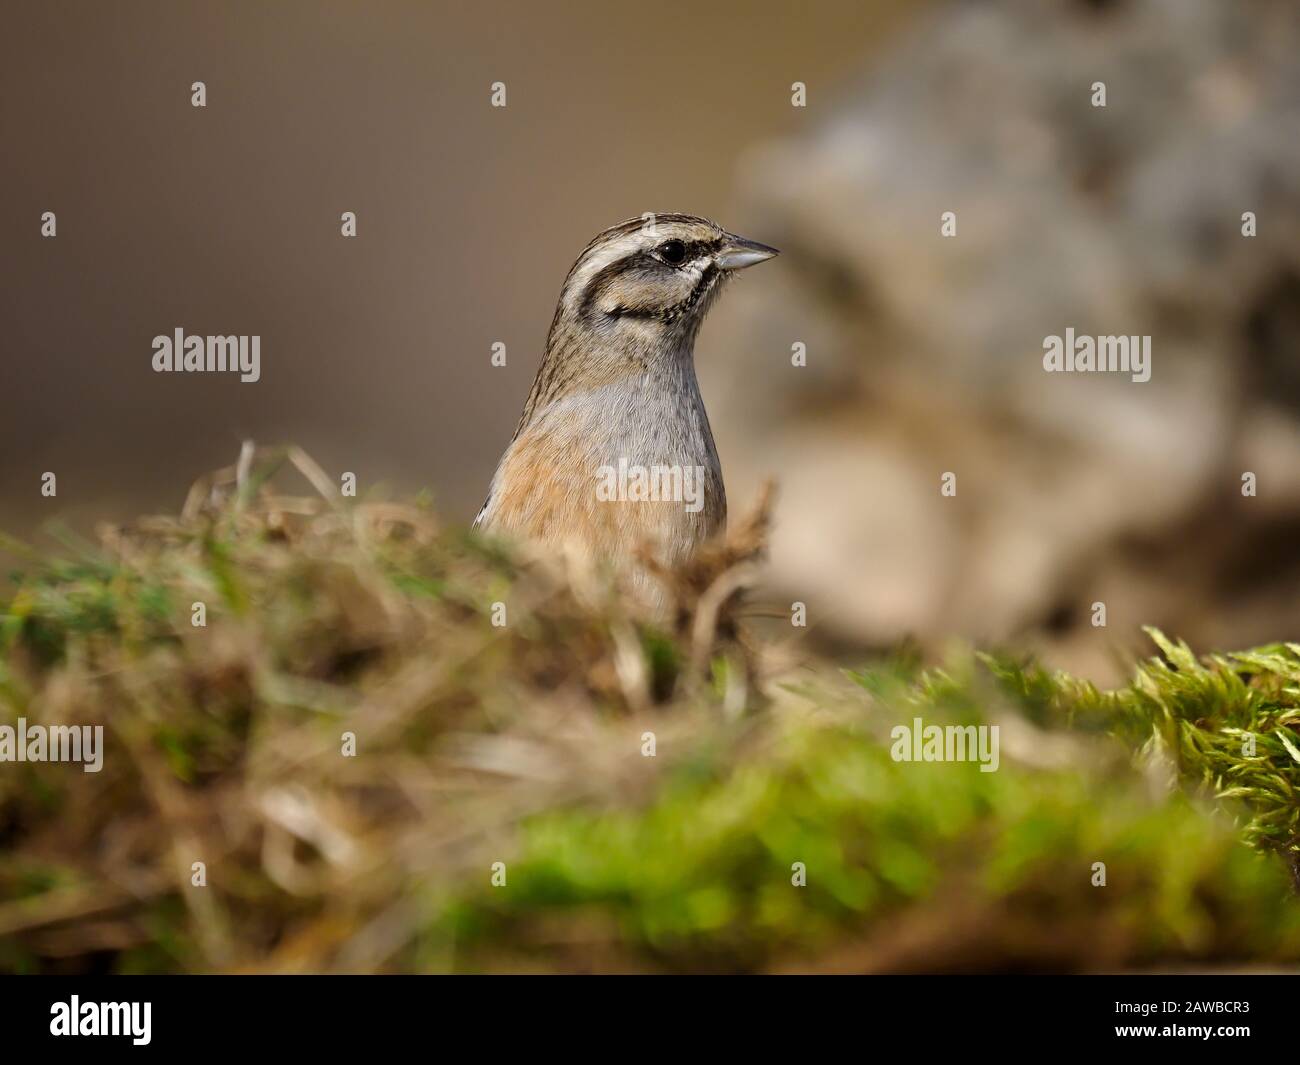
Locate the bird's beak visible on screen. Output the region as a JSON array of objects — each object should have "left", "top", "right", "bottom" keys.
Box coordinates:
[{"left": 717, "top": 234, "right": 780, "bottom": 271}]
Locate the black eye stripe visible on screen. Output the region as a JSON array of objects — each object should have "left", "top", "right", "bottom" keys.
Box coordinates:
[
  {"left": 663, "top": 238, "right": 723, "bottom": 263},
  {"left": 607, "top": 262, "right": 721, "bottom": 322},
  {"left": 577, "top": 252, "right": 658, "bottom": 320},
  {"left": 575, "top": 238, "right": 725, "bottom": 321}
]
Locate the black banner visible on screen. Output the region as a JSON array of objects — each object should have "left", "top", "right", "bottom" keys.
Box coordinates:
[{"left": 0, "top": 974, "right": 1292, "bottom": 1052}]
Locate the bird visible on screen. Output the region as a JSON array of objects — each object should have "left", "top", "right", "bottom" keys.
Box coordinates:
[{"left": 474, "top": 213, "right": 778, "bottom": 581}]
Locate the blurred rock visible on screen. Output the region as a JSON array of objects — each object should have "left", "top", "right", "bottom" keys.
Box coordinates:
[{"left": 705, "top": 0, "right": 1300, "bottom": 678}]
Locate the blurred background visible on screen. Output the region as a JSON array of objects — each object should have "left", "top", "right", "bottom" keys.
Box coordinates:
[{"left": 3, "top": 0, "right": 1299, "bottom": 682}]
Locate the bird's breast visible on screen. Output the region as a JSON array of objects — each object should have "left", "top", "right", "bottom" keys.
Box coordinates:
[{"left": 482, "top": 373, "right": 726, "bottom": 565}]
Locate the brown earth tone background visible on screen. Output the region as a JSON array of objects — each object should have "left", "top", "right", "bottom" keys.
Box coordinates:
[{"left": 4, "top": 0, "right": 1299, "bottom": 681}]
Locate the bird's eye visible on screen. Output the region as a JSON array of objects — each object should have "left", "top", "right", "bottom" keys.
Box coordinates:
[{"left": 657, "top": 239, "right": 687, "bottom": 265}]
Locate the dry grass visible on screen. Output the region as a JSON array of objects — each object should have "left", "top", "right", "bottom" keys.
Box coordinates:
[{"left": 1, "top": 446, "right": 1298, "bottom": 973}]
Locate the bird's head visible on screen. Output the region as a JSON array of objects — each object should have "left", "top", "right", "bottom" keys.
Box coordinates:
[{"left": 554, "top": 213, "right": 779, "bottom": 352}]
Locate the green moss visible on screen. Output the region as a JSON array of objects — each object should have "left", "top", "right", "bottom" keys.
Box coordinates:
[{"left": 2, "top": 458, "right": 1298, "bottom": 972}]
